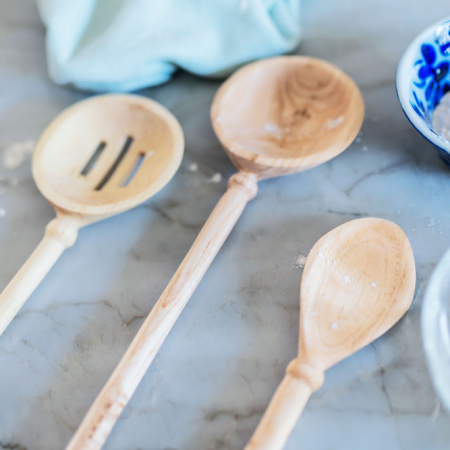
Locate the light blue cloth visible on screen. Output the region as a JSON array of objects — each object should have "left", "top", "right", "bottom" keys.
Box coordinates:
[{"left": 37, "top": 0, "right": 302, "bottom": 92}]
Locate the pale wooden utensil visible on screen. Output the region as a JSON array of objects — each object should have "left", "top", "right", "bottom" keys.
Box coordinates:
[
  {"left": 0, "top": 94, "right": 183, "bottom": 336},
  {"left": 68, "top": 56, "right": 364, "bottom": 450},
  {"left": 246, "top": 217, "right": 416, "bottom": 450}
]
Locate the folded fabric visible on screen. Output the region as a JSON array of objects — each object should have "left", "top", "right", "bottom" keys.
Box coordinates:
[{"left": 37, "top": 0, "right": 302, "bottom": 92}]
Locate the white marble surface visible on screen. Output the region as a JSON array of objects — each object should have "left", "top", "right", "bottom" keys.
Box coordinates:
[{"left": 0, "top": 1, "right": 450, "bottom": 449}]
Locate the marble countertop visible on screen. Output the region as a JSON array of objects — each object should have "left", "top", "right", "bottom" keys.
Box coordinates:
[{"left": 1, "top": 1, "right": 450, "bottom": 449}]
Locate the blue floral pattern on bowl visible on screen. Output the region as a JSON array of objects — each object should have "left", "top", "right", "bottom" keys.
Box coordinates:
[
  {"left": 411, "top": 40, "right": 450, "bottom": 126},
  {"left": 397, "top": 17, "right": 450, "bottom": 164}
]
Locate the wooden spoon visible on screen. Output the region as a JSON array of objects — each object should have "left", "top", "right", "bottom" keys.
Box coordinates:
[
  {"left": 0, "top": 94, "right": 183, "bottom": 336},
  {"left": 68, "top": 56, "right": 364, "bottom": 450},
  {"left": 246, "top": 218, "right": 416, "bottom": 450}
]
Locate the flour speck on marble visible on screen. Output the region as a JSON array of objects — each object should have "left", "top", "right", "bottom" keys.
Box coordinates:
[
  {"left": 3, "top": 139, "right": 34, "bottom": 169},
  {"left": 208, "top": 173, "right": 222, "bottom": 183},
  {"left": 293, "top": 253, "right": 307, "bottom": 268}
]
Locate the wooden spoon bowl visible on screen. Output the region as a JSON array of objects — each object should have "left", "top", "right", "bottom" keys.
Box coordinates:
[
  {"left": 212, "top": 56, "right": 364, "bottom": 178},
  {"left": 300, "top": 217, "right": 416, "bottom": 369},
  {"left": 33, "top": 94, "right": 183, "bottom": 216}
]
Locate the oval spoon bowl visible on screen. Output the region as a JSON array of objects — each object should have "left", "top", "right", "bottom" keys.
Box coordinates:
[
  {"left": 212, "top": 56, "right": 364, "bottom": 178},
  {"left": 33, "top": 94, "right": 184, "bottom": 215},
  {"left": 300, "top": 217, "right": 416, "bottom": 368}
]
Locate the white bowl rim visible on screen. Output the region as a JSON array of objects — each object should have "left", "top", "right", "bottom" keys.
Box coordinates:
[{"left": 396, "top": 15, "right": 450, "bottom": 154}]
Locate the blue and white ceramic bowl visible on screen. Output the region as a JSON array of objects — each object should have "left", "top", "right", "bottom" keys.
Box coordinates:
[{"left": 397, "top": 16, "right": 450, "bottom": 163}]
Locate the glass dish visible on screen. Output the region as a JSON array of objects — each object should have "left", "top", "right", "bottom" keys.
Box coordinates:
[{"left": 422, "top": 247, "right": 450, "bottom": 411}]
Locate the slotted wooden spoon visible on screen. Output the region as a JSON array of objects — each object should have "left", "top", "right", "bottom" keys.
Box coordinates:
[
  {"left": 246, "top": 218, "right": 416, "bottom": 450},
  {"left": 68, "top": 56, "right": 364, "bottom": 449},
  {"left": 0, "top": 94, "right": 184, "bottom": 336}
]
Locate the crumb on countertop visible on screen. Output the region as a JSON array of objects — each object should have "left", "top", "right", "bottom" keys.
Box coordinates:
[{"left": 3, "top": 139, "right": 34, "bottom": 170}]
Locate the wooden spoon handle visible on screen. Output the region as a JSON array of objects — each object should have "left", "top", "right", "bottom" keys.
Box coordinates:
[
  {"left": 67, "top": 172, "right": 258, "bottom": 450},
  {"left": 246, "top": 359, "right": 324, "bottom": 450},
  {"left": 0, "top": 216, "right": 79, "bottom": 336}
]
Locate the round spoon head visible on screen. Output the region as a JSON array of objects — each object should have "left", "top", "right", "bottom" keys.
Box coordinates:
[
  {"left": 211, "top": 56, "right": 364, "bottom": 179},
  {"left": 33, "top": 94, "right": 184, "bottom": 217},
  {"left": 299, "top": 218, "right": 415, "bottom": 369}
]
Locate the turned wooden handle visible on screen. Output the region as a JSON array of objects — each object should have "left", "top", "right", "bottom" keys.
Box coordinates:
[
  {"left": 245, "top": 358, "right": 325, "bottom": 450},
  {"left": 0, "top": 216, "right": 79, "bottom": 336},
  {"left": 67, "top": 172, "right": 258, "bottom": 450}
]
